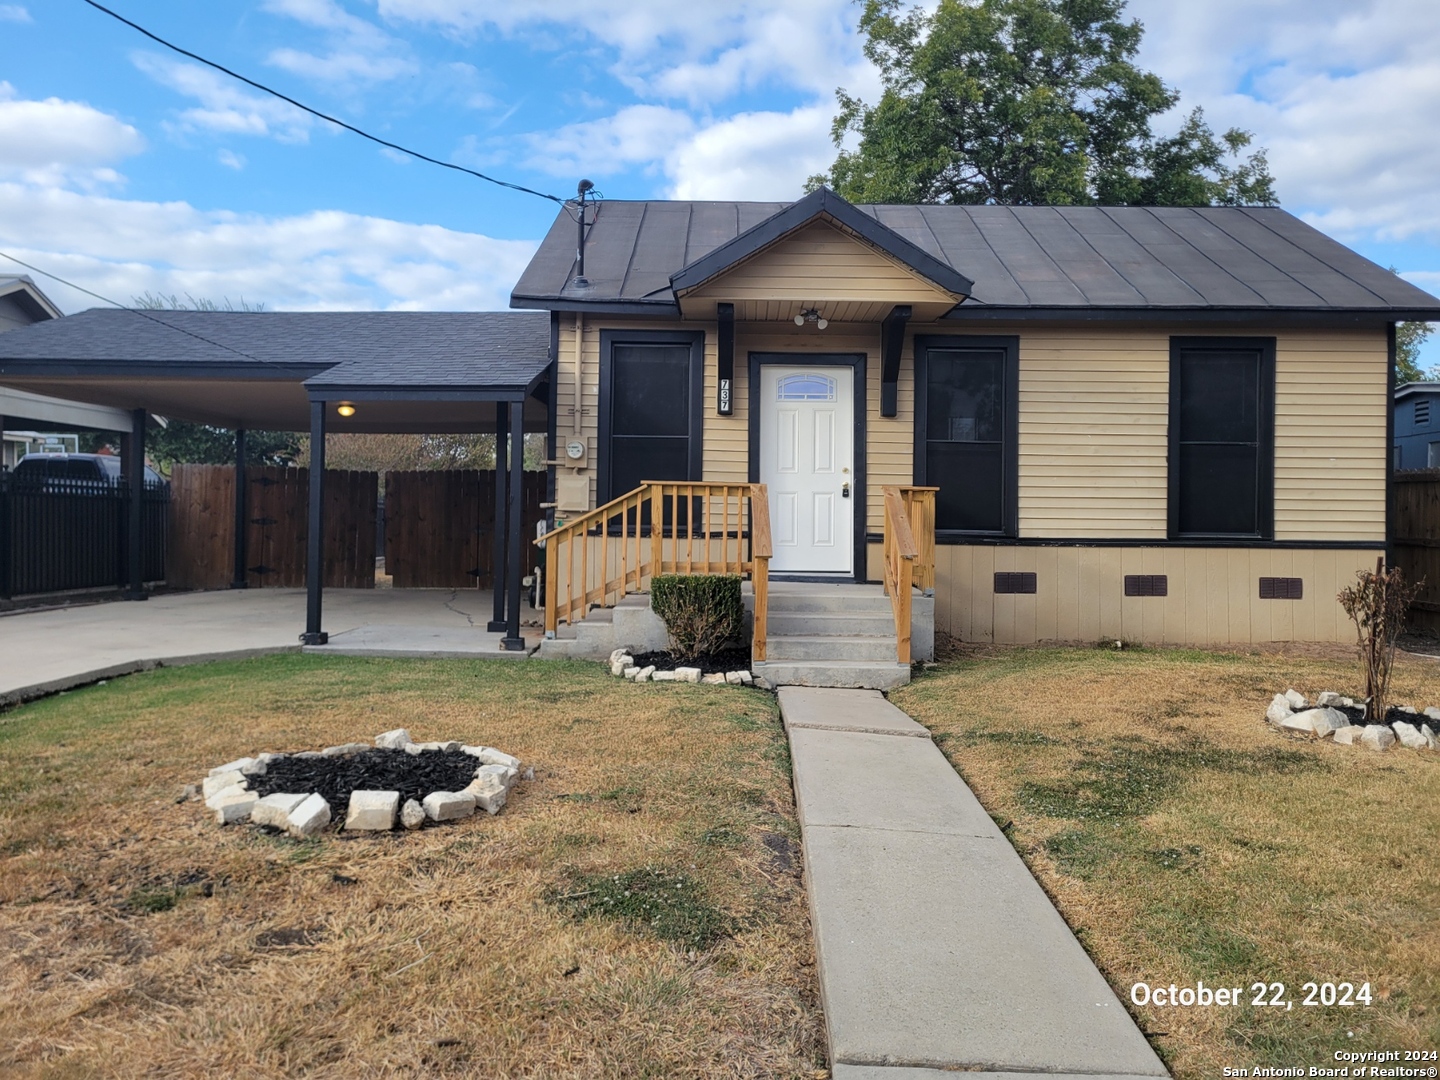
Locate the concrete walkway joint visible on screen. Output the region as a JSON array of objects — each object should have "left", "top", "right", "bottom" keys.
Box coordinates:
[{"left": 779, "top": 686, "right": 1168, "bottom": 1078}]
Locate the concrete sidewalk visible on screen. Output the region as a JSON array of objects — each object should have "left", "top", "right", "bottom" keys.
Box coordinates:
[
  {"left": 780, "top": 687, "right": 1168, "bottom": 1079},
  {"left": 0, "top": 588, "right": 538, "bottom": 706}
]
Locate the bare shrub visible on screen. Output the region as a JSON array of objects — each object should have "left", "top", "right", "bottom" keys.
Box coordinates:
[{"left": 1337, "top": 559, "right": 1424, "bottom": 720}]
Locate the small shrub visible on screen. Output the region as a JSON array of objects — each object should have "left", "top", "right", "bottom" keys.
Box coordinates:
[
  {"left": 1337, "top": 560, "right": 1424, "bottom": 721},
  {"left": 650, "top": 574, "right": 744, "bottom": 661}
]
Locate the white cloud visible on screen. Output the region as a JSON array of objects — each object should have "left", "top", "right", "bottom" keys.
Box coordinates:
[
  {"left": 216, "top": 149, "right": 246, "bottom": 170},
  {"left": 0, "top": 182, "right": 536, "bottom": 313},
  {"left": 1128, "top": 0, "right": 1440, "bottom": 241},
  {"left": 667, "top": 105, "right": 833, "bottom": 200},
  {"left": 266, "top": 47, "right": 416, "bottom": 84},
  {"left": 0, "top": 5, "right": 31, "bottom": 23},
  {"left": 261, "top": 0, "right": 418, "bottom": 88},
  {"left": 509, "top": 104, "right": 697, "bottom": 177},
  {"left": 132, "top": 53, "right": 315, "bottom": 143},
  {"left": 0, "top": 82, "right": 144, "bottom": 187}
]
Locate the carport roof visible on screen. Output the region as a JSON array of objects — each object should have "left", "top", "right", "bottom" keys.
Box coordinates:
[{"left": 0, "top": 308, "right": 554, "bottom": 431}]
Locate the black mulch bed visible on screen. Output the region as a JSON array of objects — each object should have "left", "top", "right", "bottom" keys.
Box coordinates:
[
  {"left": 1329, "top": 703, "right": 1435, "bottom": 728},
  {"left": 628, "top": 647, "right": 752, "bottom": 675},
  {"left": 250, "top": 748, "right": 479, "bottom": 811}
]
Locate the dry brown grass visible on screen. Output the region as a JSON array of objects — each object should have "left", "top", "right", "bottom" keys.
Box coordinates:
[
  {"left": 0, "top": 655, "right": 824, "bottom": 1078},
  {"left": 895, "top": 644, "right": 1440, "bottom": 1078}
]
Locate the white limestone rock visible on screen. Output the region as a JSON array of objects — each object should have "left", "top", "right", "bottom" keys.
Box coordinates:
[
  {"left": 651, "top": 670, "right": 677, "bottom": 682},
  {"left": 1332, "top": 725, "right": 1366, "bottom": 746},
  {"left": 1359, "top": 725, "right": 1396, "bottom": 752},
  {"left": 674, "top": 667, "right": 702, "bottom": 684},
  {"left": 209, "top": 757, "right": 257, "bottom": 778},
  {"left": 1392, "top": 721, "right": 1429, "bottom": 750},
  {"left": 635, "top": 666, "right": 655, "bottom": 683},
  {"left": 460, "top": 745, "right": 488, "bottom": 758},
  {"left": 413, "top": 740, "right": 462, "bottom": 753},
  {"left": 294, "top": 750, "right": 324, "bottom": 760},
  {"left": 1284, "top": 689, "right": 1309, "bottom": 710},
  {"left": 251, "top": 793, "right": 308, "bottom": 829},
  {"left": 624, "top": 666, "right": 640, "bottom": 680},
  {"left": 375, "top": 728, "right": 413, "bottom": 749},
  {"left": 738, "top": 671, "right": 754, "bottom": 686},
  {"left": 476, "top": 763, "right": 520, "bottom": 790},
  {"left": 464, "top": 775, "right": 508, "bottom": 815},
  {"left": 401, "top": 798, "right": 426, "bottom": 829},
  {"left": 286, "top": 793, "right": 331, "bottom": 837},
  {"left": 422, "top": 791, "right": 476, "bottom": 822},
  {"left": 212, "top": 789, "right": 258, "bottom": 825},
  {"left": 700, "top": 673, "right": 726, "bottom": 685},
  {"left": 1422, "top": 723, "right": 1440, "bottom": 750},
  {"left": 725, "top": 671, "right": 745, "bottom": 685},
  {"left": 1316, "top": 692, "right": 1347, "bottom": 708},
  {"left": 1286, "top": 708, "right": 1348, "bottom": 736},
  {"left": 523, "top": 766, "right": 535, "bottom": 782},
  {"left": 477, "top": 748, "right": 521, "bottom": 770},
  {"left": 1423, "top": 707, "right": 1440, "bottom": 723},
  {"left": 345, "top": 790, "right": 400, "bottom": 831},
  {"left": 403, "top": 743, "right": 425, "bottom": 756},
  {"left": 1265, "top": 694, "right": 1294, "bottom": 725},
  {"left": 609, "top": 647, "right": 630, "bottom": 666},
  {"left": 203, "top": 771, "right": 247, "bottom": 799},
  {"left": 321, "top": 742, "right": 370, "bottom": 758},
  {"left": 610, "top": 654, "right": 634, "bottom": 676}
]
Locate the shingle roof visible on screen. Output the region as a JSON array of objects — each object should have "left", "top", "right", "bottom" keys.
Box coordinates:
[
  {"left": 0, "top": 309, "right": 552, "bottom": 390},
  {"left": 512, "top": 196, "right": 1440, "bottom": 318}
]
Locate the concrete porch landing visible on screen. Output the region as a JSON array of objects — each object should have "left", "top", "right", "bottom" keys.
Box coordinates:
[
  {"left": 0, "top": 588, "right": 539, "bottom": 706},
  {"left": 781, "top": 686, "right": 1168, "bottom": 1078}
]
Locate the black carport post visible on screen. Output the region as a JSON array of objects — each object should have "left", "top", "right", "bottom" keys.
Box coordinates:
[
  {"left": 231, "top": 428, "right": 248, "bottom": 589},
  {"left": 301, "top": 401, "right": 328, "bottom": 644},
  {"left": 503, "top": 398, "right": 526, "bottom": 650},
  {"left": 123, "top": 407, "right": 147, "bottom": 600},
  {"left": 487, "top": 400, "right": 509, "bottom": 632}
]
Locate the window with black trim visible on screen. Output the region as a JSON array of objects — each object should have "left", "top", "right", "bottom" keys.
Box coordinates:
[
  {"left": 599, "top": 331, "right": 704, "bottom": 501},
  {"left": 914, "top": 336, "right": 1018, "bottom": 536},
  {"left": 1168, "top": 338, "right": 1275, "bottom": 539}
]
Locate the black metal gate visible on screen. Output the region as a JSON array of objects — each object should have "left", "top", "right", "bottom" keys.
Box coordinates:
[{"left": 0, "top": 473, "right": 168, "bottom": 598}]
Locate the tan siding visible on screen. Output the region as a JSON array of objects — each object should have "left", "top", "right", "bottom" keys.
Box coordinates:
[
  {"left": 683, "top": 221, "right": 957, "bottom": 306},
  {"left": 906, "top": 542, "right": 1378, "bottom": 644},
  {"left": 1273, "top": 330, "right": 1387, "bottom": 542}
]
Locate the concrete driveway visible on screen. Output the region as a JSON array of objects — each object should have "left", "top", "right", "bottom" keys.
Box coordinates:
[{"left": 0, "top": 588, "right": 539, "bottom": 706}]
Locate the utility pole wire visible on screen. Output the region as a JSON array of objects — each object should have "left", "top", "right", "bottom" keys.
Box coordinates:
[{"left": 77, "top": 0, "right": 566, "bottom": 205}]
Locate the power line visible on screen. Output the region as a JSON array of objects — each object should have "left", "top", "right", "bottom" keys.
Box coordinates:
[
  {"left": 0, "top": 248, "right": 275, "bottom": 367},
  {"left": 77, "top": 0, "right": 567, "bottom": 206}
]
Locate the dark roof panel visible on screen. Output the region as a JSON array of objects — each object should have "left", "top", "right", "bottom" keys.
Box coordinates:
[
  {"left": 0, "top": 309, "right": 552, "bottom": 389},
  {"left": 512, "top": 193, "right": 1440, "bottom": 316}
]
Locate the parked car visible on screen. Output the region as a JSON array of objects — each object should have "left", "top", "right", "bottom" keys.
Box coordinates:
[{"left": 11, "top": 452, "right": 164, "bottom": 489}]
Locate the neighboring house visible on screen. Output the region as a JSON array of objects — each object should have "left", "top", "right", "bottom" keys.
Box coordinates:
[
  {"left": 1393, "top": 382, "right": 1440, "bottom": 470},
  {"left": 511, "top": 187, "right": 1440, "bottom": 645},
  {"left": 0, "top": 276, "right": 132, "bottom": 468}
]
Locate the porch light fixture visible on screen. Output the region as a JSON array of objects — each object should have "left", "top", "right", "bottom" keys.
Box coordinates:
[
  {"left": 794, "top": 307, "right": 828, "bottom": 330},
  {"left": 336, "top": 402, "right": 356, "bottom": 417}
]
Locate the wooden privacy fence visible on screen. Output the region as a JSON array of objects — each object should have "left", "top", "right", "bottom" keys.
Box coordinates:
[
  {"left": 537, "top": 482, "right": 773, "bottom": 662},
  {"left": 1392, "top": 470, "right": 1440, "bottom": 632},
  {"left": 383, "top": 470, "right": 546, "bottom": 589},
  {"left": 169, "top": 465, "right": 377, "bottom": 589}
]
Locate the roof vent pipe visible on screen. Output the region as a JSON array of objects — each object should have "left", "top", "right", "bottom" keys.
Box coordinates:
[{"left": 573, "top": 178, "right": 594, "bottom": 288}]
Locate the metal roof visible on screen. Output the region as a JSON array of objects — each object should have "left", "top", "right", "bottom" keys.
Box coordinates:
[
  {"left": 0, "top": 308, "right": 553, "bottom": 391},
  {"left": 512, "top": 194, "right": 1440, "bottom": 320}
]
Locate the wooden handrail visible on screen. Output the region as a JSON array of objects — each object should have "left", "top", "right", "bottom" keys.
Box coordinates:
[
  {"left": 882, "top": 486, "right": 921, "bottom": 665},
  {"left": 536, "top": 481, "right": 773, "bottom": 666},
  {"left": 895, "top": 486, "right": 937, "bottom": 594}
]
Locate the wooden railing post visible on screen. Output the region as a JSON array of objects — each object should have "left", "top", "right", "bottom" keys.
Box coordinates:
[
  {"left": 650, "top": 484, "right": 664, "bottom": 584},
  {"left": 882, "top": 486, "right": 919, "bottom": 666},
  {"left": 544, "top": 527, "right": 558, "bottom": 634},
  {"left": 750, "top": 483, "right": 771, "bottom": 665}
]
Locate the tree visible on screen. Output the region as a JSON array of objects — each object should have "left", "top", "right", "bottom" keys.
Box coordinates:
[
  {"left": 812, "top": 0, "right": 1277, "bottom": 207},
  {"left": 1389, "top": 269, "right": 1436, "bottom": 383}
]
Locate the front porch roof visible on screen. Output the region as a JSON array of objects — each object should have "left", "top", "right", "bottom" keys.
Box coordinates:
[
  {"left": 0, "top": 309, "right": 553, "bottom": 432},
  {"left": 511, "top": 190, "right": 1440, "bottom": 323}
]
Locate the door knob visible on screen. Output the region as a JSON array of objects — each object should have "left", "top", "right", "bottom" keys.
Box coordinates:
[{"left": 841, "top": 482, "right": 850, "bottom": 499}]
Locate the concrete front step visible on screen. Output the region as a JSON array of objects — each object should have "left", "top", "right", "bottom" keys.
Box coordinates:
[
  {"left": 765, "top": 634, "right": 900, "bottom": 662},
  {"left": 766, "top": 611, "right": 896, "bottom": 636},
  {"left": 754, "top": 659, "right": 910, "bottom": 690},
  {"left": 767, "top": 593, "right": 895, "bottom": 615}
]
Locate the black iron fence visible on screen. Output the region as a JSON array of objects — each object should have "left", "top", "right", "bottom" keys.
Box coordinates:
[{"left": 0, "top": 472, "right": 168, "bottom": 598}]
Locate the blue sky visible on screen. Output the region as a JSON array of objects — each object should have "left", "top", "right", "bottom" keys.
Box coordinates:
[{"left": 1, "top": 0, "right": 1438, "bottom": 361}]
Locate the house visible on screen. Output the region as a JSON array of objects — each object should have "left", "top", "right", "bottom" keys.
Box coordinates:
[
  {"left": 2, "top": 188, "right": 1439, "bottom": 682},
  {"left": 511, "top": 188, "right": 1440, "bottom": 652},
  {"left": 1393, "top": 382, "right": 1440, "bottom": 470},
  {"left": 1, "top": 275, "right": 134, "bottom": 468}
]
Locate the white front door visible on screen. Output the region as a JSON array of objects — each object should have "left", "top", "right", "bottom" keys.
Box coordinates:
[{"left": 759, "top": 365, "right": 854, "bottom": 574}]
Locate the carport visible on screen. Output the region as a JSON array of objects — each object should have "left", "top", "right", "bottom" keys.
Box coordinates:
[{"left": 0, "top": 308, "right": 554, "bottom": 649}]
